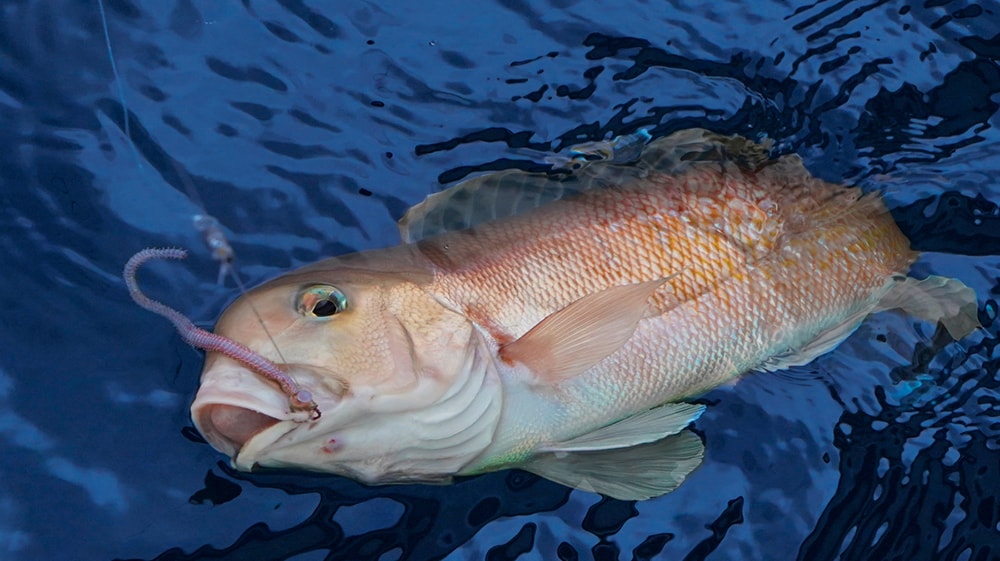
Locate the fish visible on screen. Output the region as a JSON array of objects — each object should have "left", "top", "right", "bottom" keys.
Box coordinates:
[{"left": 181, "top": 128, "right": 979, "bottom": 500}]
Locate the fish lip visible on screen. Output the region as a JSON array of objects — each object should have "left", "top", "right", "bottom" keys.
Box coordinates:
[
  {"left": 192, "top": 359, "right": 344, "bottom": 470},
  {"left": 191, "top": 386, "right": 299, "bottom": 460},
  {"left": 231, "top": 417, "right": 303, "bottom": 471}
]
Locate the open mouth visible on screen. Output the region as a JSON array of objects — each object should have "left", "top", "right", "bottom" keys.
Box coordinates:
[
  {"left": 191, "top": 361, "right": 332, "bottom": 467},
  {"left": 196, "top": 403, "right": 282, "bottom": 456},
  {"left": 191, "top": 360, "right": 307, "bottom": 460}
]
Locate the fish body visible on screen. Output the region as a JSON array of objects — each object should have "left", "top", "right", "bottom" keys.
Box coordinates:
[{"left": 190, "top": 129, "right": 978, "bottom": 499}]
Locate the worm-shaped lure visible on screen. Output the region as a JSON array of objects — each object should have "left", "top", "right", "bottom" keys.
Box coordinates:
[{"left": 123, "top": 248, "right": 319, "bottom": 420}]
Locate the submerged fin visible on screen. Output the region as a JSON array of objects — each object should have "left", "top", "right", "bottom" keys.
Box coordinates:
[
  {"left": 541, "top": 402, "right": 705, "bottom": 453},
  {"left": 525, "top": 430, "right": 705, "bottom": 500},
  {"left": 399, "top": 128, "right": 777, "bottom": 242},
  {"left": 399, "top": 169, "right": 592, "bottom": 242},
  {"left": 877, "top": 275, "right": 980, "bottom": 339},
  {"left": 635, "top": 127, "right": 774, "bottom": 174},
  {"left": 757, "top": 308, "right": 871, "bottom": 373},
  {"left": 500, "top": 280, "right": 666, "bottom": 385},
  {"left": 546, "top": 129, "right": 653, "bottom": 167},
  {"left": 759, "top": 274, "right": 980, "bottom": 373}
]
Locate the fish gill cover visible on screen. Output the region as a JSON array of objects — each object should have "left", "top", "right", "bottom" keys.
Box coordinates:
[{"left": 0, "top": 1, "right": 998, "bottom": 560}]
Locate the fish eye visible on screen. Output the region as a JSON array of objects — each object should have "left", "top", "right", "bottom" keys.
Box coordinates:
[{"left": 298, "top": 285, "right": 348, "bottom": 318}]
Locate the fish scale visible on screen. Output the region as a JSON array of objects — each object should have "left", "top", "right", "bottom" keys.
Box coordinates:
[
  {"left": 425, "top": 167, "right": 872, "bottom": 344},
  {"left": 419, "top": 162, "right": 919, "bottom": 452}
]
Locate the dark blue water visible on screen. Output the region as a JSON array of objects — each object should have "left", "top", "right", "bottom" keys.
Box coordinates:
[{"left": 2, "top": 1, "right": 999, "bottom": 560}]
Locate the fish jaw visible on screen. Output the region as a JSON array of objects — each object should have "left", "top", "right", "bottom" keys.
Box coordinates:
[
  {"left": 191, "top": 331, "right": 507, "bottom": 484},
  {"left": 190, "top": 358, "right": 328, "bottom": 459}
]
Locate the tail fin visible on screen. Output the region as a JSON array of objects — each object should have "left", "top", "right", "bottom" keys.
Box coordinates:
[{"left": 879, "top": 275, "right": 981, "bottom": 339}]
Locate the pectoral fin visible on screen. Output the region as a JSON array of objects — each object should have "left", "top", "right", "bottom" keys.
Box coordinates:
[
  {"left": 500, "top": 280, "right": 666, "bottom": 385},
  {"left": 541, "top": 402, "right": 705, "bottom": 452},
  {"left": 525, "top": 430, "right": 705, "bottom": 500}
]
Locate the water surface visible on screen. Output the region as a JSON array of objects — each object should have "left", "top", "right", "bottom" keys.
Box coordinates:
[{"left": 1, "top": 1, "right": 999, "bottom": 560}]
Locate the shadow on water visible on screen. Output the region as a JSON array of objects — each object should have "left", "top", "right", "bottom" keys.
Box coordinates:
[
  {"left": 141, "top": 468, "right": 570, "bottom": 561},
  {"left": 130, "top": 464, "right": 750, "bottom": 561}
]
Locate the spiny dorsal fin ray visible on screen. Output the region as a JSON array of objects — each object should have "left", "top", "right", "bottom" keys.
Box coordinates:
[
  {"left": 400, "top": 169, "right": 590, "bottom": 243},
  {"left": 399, "top": 128, "right": 780, "bottom": 242},
  {"left": 634, "top": 127, "right": 774, "bottom": 173}
]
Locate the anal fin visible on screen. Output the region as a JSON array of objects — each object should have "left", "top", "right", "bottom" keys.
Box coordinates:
[
  {"left": 541, "top": 402, "right": 705, "bottom": 452},
  {"left": 757, "top": 309, "right": 869, "bottom": 373},
  {"left": 525, "top": 430, "right": 704, "bottom": 501},
  {"left": 758, "top": 274, "right": 980, "bottom": 373}
]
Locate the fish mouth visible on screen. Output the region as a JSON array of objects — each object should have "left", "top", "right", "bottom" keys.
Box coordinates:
[
  {"left": 198, "top": 403, "right": 281, "bottom": 455},
  {"left": 191, "top": 387, "right": 296, "bottom": 461},
  {"left": 192, "top": 358, "right": 341, "bottom": 470}
]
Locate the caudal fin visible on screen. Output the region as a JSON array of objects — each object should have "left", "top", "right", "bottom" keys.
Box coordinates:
[{"left": 879, "top": 275, "right": 981, "bottom": 339}]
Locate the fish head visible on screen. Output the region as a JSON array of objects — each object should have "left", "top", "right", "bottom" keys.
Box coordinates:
[{"left": 190, "top": 248, "right": 503, "bottom": 484}]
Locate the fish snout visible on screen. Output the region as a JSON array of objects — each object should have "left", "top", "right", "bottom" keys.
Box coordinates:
[{"left": 197, "top": 403, "right": 281, "bottom": 455}]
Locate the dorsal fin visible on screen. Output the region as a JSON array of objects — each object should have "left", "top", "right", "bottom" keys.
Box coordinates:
[
  {"left": 398, "top": 169, "right": 591, "bottom": 243},
  {"left": 633, "top": 127, "right": 774, "bottom": 174},
  {"left": 398, "top": 128, "right": 778, "bottom": 242}
]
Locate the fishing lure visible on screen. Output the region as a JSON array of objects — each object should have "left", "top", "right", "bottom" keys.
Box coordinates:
[{"left": 123, "top": 248, "right": 320, "bottom": 420}]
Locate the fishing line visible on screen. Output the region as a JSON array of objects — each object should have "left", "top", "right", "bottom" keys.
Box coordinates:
[
  {"left": 97, "top": 0, "right": 139, "bottom": 172},
  {"left": 98, "top": 0, "right": 288, "bottom": 365}
]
